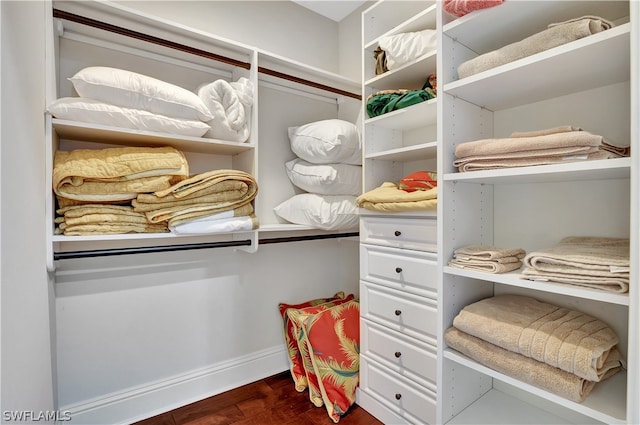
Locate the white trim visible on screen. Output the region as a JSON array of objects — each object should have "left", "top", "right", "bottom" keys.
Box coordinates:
[{"left": 60, "top": 346, "right": 288, "bottom": 425}]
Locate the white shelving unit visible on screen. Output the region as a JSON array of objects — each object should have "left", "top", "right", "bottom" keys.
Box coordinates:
[
  {"left": 46, "top": 0, "right": 361, "bottom": 271},
  {"left": 357, "top": 1, "right": 440, "bottom": 423},
  {"left": 437, "top": 1, "right": 638, "bottom": 424}
]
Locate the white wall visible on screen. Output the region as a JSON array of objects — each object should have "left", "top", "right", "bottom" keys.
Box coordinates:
[
  {"left": 1, "top": 0, "right": 56, "bottom": 417},
  {"left": 115, "top": 1, "right": 342, "bottom": 74}
]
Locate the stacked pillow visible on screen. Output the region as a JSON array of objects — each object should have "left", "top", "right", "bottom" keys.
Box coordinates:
[
  {"left": 274, "top": 119, "right": 362, "bottom": 230},
  {"left": 47, "top": 66, "right": 217, "bottom": 138}
]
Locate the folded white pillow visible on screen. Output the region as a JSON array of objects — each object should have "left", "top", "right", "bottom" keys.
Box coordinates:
[
  {"left": 69, "top": 66, "right": 214, "bottom": 121},
  {"left": 273, "top": 194, "right": 359, "bottom": 231},
  {"left": 289, "top": 119, "right": 361, "bottom": 165},
  {"left": 47, "top": 97, "right": 210, "bottom": 137},
  {"left": 378, "top": 29, "right": 438, "bottom": 71},
  {"left": 285, "top": 159, "right": 362, "bottom": 196}
]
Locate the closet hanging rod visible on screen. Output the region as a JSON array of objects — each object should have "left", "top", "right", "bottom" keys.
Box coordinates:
[
  {"left": 52, "top": 9, "right": 252, "bottom": 69},
  {"left": 52, "top": 9, "right": 362, "bottom": 100},
  {"left": 258, "top": 67, "right": 361, "bottom": 100},
  {"left": 53, "top": 232, "right": 359, "bottom": 260}
]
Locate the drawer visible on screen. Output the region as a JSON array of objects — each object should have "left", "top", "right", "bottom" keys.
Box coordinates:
[
  {"left": 360, "top": 281, "right": 437, "bottom": 344},
  {"left": 360, "top": 216, "right": 437, "bottom": 252},
  {"left": 361, "top": 319, "right": 437, "bottom": 390},
  {"left": 360, "top": 244, "right": 438, "bottom": 298},
  {"left": 360, "top": 356, "right": 437, "bottom": 424}
]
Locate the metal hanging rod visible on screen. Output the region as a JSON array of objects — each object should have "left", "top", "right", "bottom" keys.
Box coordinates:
[
  {"left": 52, "top": 9, "right": 361, "bottom": 100},
  {"left": 53, "top": 232, "right": 359, "bottom": 260}
]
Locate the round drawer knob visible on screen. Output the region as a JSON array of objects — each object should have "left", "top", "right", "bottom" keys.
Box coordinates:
[
  {"left": 394, "top": 351, "right": 402, "bottom": 358},
  {"left": 395, "top": 393, "right": 402, "bottom": 400},
  {"left": 394, "top": 309, "right": 402, "bottom": 316},
  {"left": 394, "top": 230, "right": 401, "bottom": 237},
  {"left": 395, "top": 267, "right": 402, "bottom": 273}
]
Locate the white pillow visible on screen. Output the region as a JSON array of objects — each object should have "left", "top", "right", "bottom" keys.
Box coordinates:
[
  {"left": 47, "top": 97, "right": 210, "bottom": 137},
  {"left": 69, "top": 67, "right": 214, "bottom": 121},
  {"left": 285, "top": 159, "right": 362, "bottom": 196},
  {"left": 289, "top": 119, "right": 361, "bottom": 165},
  {"left": 273, "top": 194, "right": 359, "bottom": 231},
  {"left": 378, "top": 29, "right": 438, "bottom": 71}
]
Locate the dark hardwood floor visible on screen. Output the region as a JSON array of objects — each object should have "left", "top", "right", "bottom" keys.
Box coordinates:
[{"left": 133, "top": 371, "right": 384, "bottom": 425}]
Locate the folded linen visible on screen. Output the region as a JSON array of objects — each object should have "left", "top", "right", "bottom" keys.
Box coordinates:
[
  {"left": 444, "top": 327, "right": 621, "bottom": 403},
  {"left": 454, "top": 131, "right": 604, "bottom": 159},
  {"left": 458, "top": 16, "right": 614, "bottom": 79},
  {"left": 356, "top": 182, "right": 437, "bottom": 212},
  {"left": 169, "top": 214, "right": 258, "bottom": 234},
  {"left": 453, "top": 245, "right": 526, "bottom": 260},
  {"left": 443, "top": 0, "right": 504, "bottom": 17},
  {"left": 54, "top": 204, "right": 167, "bottom": 235},
  {"left": 59, "top": 222, "right": 168, "bottom": 236},
  {"left": 168, "top": 204, "right": 254, "bottom": 227},
  {"left": 448, "top": 258, "right": 523, "bottom": 273},
  {"left": 53, "top": 146, "right": 189, "bottom": 201},
  {"left": 134, "top": 169, "right": 258, "bottom": 225},
  {"left": 522, "top": 236, "right": 630, "bottom": 293},
  {"left": 455, "top": 150, "right": 615, "bottom": 172},
  {"left": 452, "top": 294, "right": 620, "bottom": 381}
]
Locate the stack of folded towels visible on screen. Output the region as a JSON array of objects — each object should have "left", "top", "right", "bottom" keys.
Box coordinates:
[
  {"left": 448, "top": 245, "right": 526, "bottom": 273},
  {"left": 53, "top": 145, "right": 258, "bottom": 236},
  {"left": 453, "top": 126, "right": 630, "bottom": 172},
  {"left": 521, "top": 236, "right": 630, "bottom": 293},
  {"left": 445, "top": 294, "right": 624, "bottom": 403}
]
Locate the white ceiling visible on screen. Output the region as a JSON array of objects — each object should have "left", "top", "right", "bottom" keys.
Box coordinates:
[{"left": 292, "top": 1, "right": 368, "bottom": 22}]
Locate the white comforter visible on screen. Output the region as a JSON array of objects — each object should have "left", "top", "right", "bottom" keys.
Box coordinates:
[{"left": 197, "top": 77, "right": 253, "bottom": 142}]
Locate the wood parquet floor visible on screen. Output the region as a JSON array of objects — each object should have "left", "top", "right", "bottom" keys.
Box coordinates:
[{"left": 133, "top": 371, "right": 384, "bottom": 425}]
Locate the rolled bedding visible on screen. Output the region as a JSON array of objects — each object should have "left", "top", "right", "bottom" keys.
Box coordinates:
[{"left": 197, "top": 77, "right": 253, "bottom": 142}]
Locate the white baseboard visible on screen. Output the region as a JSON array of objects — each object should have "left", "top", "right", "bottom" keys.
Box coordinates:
[{"left": 59, "top": 346, "right": 289, "bottom": 425}]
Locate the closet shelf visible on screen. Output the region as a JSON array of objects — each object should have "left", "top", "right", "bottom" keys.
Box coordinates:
[
  {"left": 442, "top": 0, "right": 630, "bottom": 53},
  {"left": 364, "top": 51, "right": 437, "bottom": 91},
  {"left": 51, "top": 119, "right": 255, "bottom": 155},
  {"left": 446, "top": 389, "right": 573, "bottom": 425},
  {"left": 444, "top": 348, "right": 627, "bottom": 425},
  {"left": 364, "top": 98, "right": 437, "bottom": 130},
  {"left": 363, "top": 3, "right": 437, "bottom": 50},
  {"left": 443, "top": 157, "right": 631, "bottom": 184},
  {"left": 443, "top": 23, "right": 630, "bottom": 111},
  {"left": 443, "top": 266, "right": 629, "bottom": 306},
  {"left": 365, "top": 141, "right": 437, "bottom": 162},
  {"left": 362, "top": 0, "right": 435, "bottom": 46}
]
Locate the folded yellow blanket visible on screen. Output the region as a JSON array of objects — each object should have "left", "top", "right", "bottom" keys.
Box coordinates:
[
  {"left": 445, "top": 327, "right": 621, "bottom": 403},
  {"left": 134, "top": 169, "right": 259, "bottom": 224},
  {"left": 53, "top": 146, "right": 189, "bottom": 201},
  {"left": 60, "top": 223, "right": 168, "bottom": 236},
  {"left": 356, "top": 182, "right": 437, "bottom": 212},
  {"left": 452, "top": 294, "right": 620, "bottom": 381}
]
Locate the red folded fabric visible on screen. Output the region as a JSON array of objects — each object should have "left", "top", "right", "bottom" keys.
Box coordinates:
[{"left": 444, "top": 0, "right": 504, "bottom": 17}]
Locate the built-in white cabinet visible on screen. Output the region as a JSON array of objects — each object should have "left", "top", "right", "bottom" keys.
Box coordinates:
[
  {"left": 438, "top": 1, "right": 638, "bottom": 424},
  {"left": 46, "top": 1, "right": 361, "bottom": 271},
  {"left": 357, "top": 1, "right": 439, "bottom": 423}
]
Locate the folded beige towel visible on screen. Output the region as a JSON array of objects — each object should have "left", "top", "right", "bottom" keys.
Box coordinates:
[
  {"left": 458, "top": 17, "right": 614, "bottom": 79},
  {"left": 448, "top": 258, "right": 523, "bottom": 273},
  {"left": 53, "top": 146, "right": 189, "bottom": 202},
  {"left": 452, "top": 294, "right": 620, "bottom": 381},
  {"left": 454, "top": 131, "right": 603, "bottom": 159},
  {"left": 455, "top": 150, "right": 615, "bottom": 172},
  {"left": 444, "top": 327, "right": 621, "bottom": 403},
  {"left": 454, "top": 245, "right": 526, "bottom": 260},
  {"left": 356, "top": 182, "right": 437, "bottom": 212},
  {"left": 522, "top": 236, "right": 630, "bottom": 293},
  {"left": 510, "top": 126, "right": 583, "bottom": 138}
]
